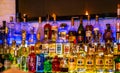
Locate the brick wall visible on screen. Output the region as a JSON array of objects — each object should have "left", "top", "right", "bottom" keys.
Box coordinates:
[{"left": 0, "top": 0, "right": 15, "bottom": 26}]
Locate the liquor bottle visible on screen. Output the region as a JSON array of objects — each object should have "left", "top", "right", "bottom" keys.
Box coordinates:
[
  {"left": 77, "top": 17, "right": 85, "bottom": 43},
  {"left": 114, "top": 55, "right": 120, "bottom": 73},
  {"left": 60, "top": 55, "right": 68, "bottom": 72},
  {"left": 93, "top": 15, "right": 101, "bottom": 43},
  {"left": 58, "top": 23, "right": 69, "bottom": 42},
  {"left": 85, "top": 15, "right": 93, "bottom": 44},
  {"left": 56, "top": 43, "right": 63, "bottom": 57},
  {"left": 21, "top": 14, "right": 29, "bottom": 44},
  {"left": 68, "top": 17, "right": 76, "bottom": 43},
  {"left": 51, "top": 13, "right": 58, "bottom": 42},
  {"left": 104, "top": 43, "right": 114, "bottom": 73},
  {"left": 28, "top": 27, "right": 36, "bottom": 46},
  {"left": 116, "top": 4, "right": 120, "bottom": 43},
  {"left": 95, "top": 43, "right": 104, "bottom": 73},
  {"left": 36, "top": 52, "right": 44, "bottom": 72},
  {"left": 76, "top": 47, "right": 86, "bottom": 73},
  {"left": 44, "top": 14, "right": 52, "bottom": 40},
  {"left": 44, "top": 56, "right": 52, "bottom": 72},
  {"left": 7, "top": 16, "right": 15, "bottom": 45},
  {"left": 14, "top": 13, "right": 22, "bottom": 44},
  {"left": 52, "top": 55, "right": 60, "bottom": 72},
  {"left": 103, "top": 24, "right": 113, "bottom": 43},
  {"left": 28, "top": 46, "right": 36, "bottom": 73},
  {"left": 68, "top": 54, "right": 76, "bottom": 72},
  {"left": 19, "top": 40, "right": 28, "bottom": 72},
  {"left": 63, "top": 43, "right": 70, "bottom": 57},
  {"left": 42, "top": 43, "right": 49, "bottom": 57},
  {"left": 4, "top": 48, "right": 12, "bottom": 70}
]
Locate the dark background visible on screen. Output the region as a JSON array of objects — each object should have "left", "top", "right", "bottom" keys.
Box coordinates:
[{"left": 18, "top": 0, "right": 120, "bottom": 17}]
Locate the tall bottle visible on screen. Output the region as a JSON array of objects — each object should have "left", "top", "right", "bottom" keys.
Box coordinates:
[
  {"left": 28, "top": 46, "right": 36, "bottom": 73},
  {"left": 14, "top": 13, "right": 22, "bottom": 44},
  {"left": 44, "top": 14, "right": 52, "bottom": 41},
  {"left": 85, "top": 15, "right": 93, "bottom": 44},
  {"left": 116, "top": 4, "right": 120, "bottom": 43},
  {"left": 21, "top": 14, "right": 29, "bottom": 44},
  {"left": 51, "top": 13, "right": 58, "bottom": 42},
  {"left": 7, "top": 16, "right": 15, "bottom": 45},
  {"left": 68, "top": 17, "right": 77, "bottom": 43},
  {"left": 93, "top": 15, "right": 101, "bottom": 43},
  {"left": 77, "top": 16, "right": 85, "bottom": 43}
]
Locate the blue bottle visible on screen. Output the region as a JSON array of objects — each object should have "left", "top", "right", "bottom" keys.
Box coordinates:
[{"left": 36, "top": 53, "right": 44, "bottom": 72}]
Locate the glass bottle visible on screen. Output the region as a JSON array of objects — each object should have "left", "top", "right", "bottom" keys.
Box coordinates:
[
  {"left": 103, "top": 24, "right": 113, "bottom": 43},
  {"left": 68, "top": 17, "right": 77, "bottom": 43},
  {"left": 93, "top": 15, "right": 101, "bottom": 43},
  {"left": 44, "top": 56, "right": 52, "bottom": 72},
  {"left": 52, "top": 55, "right": 60, "bottom": 72},
  {"left": 36, "top": 52, "right": 44, "bottom": 72},
  {"left": 77, "top": 17, "right": 85, "bottom": 43},
  {"left": 51, "top": 13, "right": 58, "bottom": 42},
  {"left": 49, "top": 43, "right": 56, "bottom": 57},
  {"left": 7, "top": 16, "right": 15, "bottom": 45},
  {"left": 116, "top": 4, "right": 120, "bottom": 43},
  {"left": 21, "top": 14, "right": 29, "bottom": 44},
  {"left": 19, "top": 40, "right": 28, "bottom": 72},
  {"left": 85, "top": 15, "right": 93, "bottom": 44},
  {"left": 68, "top": 54, "right": 76, "bottom": 72},
  {"left": 44, "top": 14, "right": 52, "bottom": 40},
  {"left": 114, "top": 55, "right": 120, "bottom": 73},
  {"left": 28, "top": 46, "right": 36, "bottom": 73},
  {"left": 14, "top": 13, "right": 22, "bottom": 44},
  {"left": 104, "top": 43, "right": 114, "bottom": 73},
  {"left": 63, "top": 43, "right": 70, "bottom": 57},
  {"left": 60, "top": 55, "right": 68, "bottom": 72}
]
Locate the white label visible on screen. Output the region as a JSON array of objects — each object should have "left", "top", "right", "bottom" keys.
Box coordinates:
[
  {"left": 64, "top": 43, "right": 70, "bottom": 54},
  {"left": 56, "top": 43, "right": 62, "bottom": 55}
]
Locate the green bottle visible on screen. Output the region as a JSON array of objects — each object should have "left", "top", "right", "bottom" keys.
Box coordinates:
[
  {"left": 44, "top": 56, "right": 52, "bottom": 73},
  {"left": 4, "top": 48, "right": 13, "bottom": 70},
  {"left": 114, "top": 56, "right": 120, "bottom": 73}
]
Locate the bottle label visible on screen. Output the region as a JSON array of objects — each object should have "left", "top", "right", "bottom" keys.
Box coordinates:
[
  {"left": 21, "top": 56, "right": 27, "bottom": 70},
  {"left": 86, "top": 30, "right": 91, "bottom": 37},
  {"left": 105, "top": 56, "right": 113, "bottom": 66},
  {"left": 78, "top": 36, "right": 83, "bottom": 41},
  {"left": 116, "top": 63, "right": 120, "bottom": 71},
  {"left": 42, "top": 44, "right": 49, "bottom": 54},
  {"left": 96, "top": 57, "right": 104, "bottom": 66},
  {"left": 29, "top": 57, "right": 36, "bottom": 71},
  {"left": 77, "top": 58, "right": 85, "bottom": 69},
  {"left": 64, "top": 44, "right": 70, "bottom": 54},
  {"left": 36, "top": 55, "right": 44, "bottom": 71},
  {"left": 56, "top": 43, "right": 62, "bottom": 55},
  {"left": 49, "top": 43, "right": 56, "bottom": 53}
]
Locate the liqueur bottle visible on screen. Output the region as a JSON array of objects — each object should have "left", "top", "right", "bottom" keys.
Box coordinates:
[
  {"left": 28, "top": 46, "right": 36, "bottom": 73},
  {"left": 85, "top": 15, "right": 93, "bottom": 44},
  {"left": 44, "top": 56, "right": 52, "bottom": 72},
  {"left": 103, "top": 24, "right": 113, "bottom": 43},
  {"left": 7, "top": 16, "right": 15, "bottom": 45},
  {"left": 36, "top": 52, "right": 44, "bottom": 72},
  {"left": 52, "top": 55, "right": 60, "bottom": 72},
  {"left": 60, "top": 55, "right": 68, "bottom": 72},
  {"left": 93, "top": 15, "right": 101, "bottom": 43},
  {"left": 51, "top": 13, "right": 58, "bottom": 42},
  {"left": 44, "top": 14, "right": 52, "bottom": 40},
  {"left": 77, "top": 17, "right": 85, "bottom": 43},
  {"left": 68, "top": 17, "right": 77, "bottom": 43}
]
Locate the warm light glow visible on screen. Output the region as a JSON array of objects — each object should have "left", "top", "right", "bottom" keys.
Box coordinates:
[{"left": 85, "top": 11, "right": 89, "bottom": 15}]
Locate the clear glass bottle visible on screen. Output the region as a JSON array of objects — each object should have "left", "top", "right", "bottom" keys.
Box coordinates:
[
  {"left": 51, "top": 13, "right": 58, "bottom": 42},
  {"left": 7, "top": 16, "right": 15, "bottom": 45}
]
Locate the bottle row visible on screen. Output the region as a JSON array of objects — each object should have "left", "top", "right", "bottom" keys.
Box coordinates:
[{"left": 0, "top": 40, "right": 120, "bottom": 73}]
